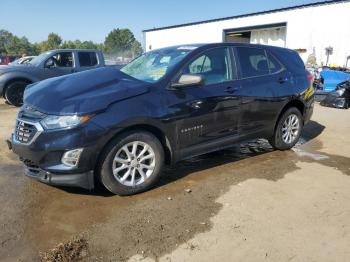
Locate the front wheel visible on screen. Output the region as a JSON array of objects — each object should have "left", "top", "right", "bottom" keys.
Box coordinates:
[
  {"left": 4, "top": 81, "right": 29, "bottom": 106},
  {"left": 269, "top": 107, "right": 303, "bottom": 150},
  {"left": 98, "top": 131, "right": 164, "bottom": 195}
]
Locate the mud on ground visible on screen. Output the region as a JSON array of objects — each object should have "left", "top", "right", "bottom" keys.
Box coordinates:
[{"left": 0, "top": 101, "right": 349, "bottom": 261}]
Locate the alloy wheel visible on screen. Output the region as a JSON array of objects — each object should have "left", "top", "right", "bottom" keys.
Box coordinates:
[
  {"left": 281, "top": 114, "right": 300, "bottom": 144},
  {"left": 112, "top": 141, "right": 156, "bottom": 187}
]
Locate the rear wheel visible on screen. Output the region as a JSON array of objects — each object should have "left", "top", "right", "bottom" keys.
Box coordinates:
[
  {"left": 98, "top": 131, "right": 164, "bottom": 195},
  {"left": 4, "top": 81, "right": 29, "bottom": 106},
  {"left": 269, "top": 107, "right": 303, "bottom": 150}
]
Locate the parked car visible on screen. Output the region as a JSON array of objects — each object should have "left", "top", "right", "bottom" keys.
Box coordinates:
[
  {"left": 9, "top": 56, "right": 36, "bottom": 65},
  {"left": 8, "top": 43, "right": 314, "bottom": 195},
  {"left": 320, "top": 79, "right": 350, "bottom": 109},
  {"left": 315, "top": 68, "right": 350, "bottom": 93},
  {"left": 0, "top": 55, "right": 20, "bottom": 65},
  {"left": 0, "top": 49, "right": 105, "bottom": 106}
]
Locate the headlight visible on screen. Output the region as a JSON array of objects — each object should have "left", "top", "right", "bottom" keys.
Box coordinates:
[{"left": 41, "top": 114, "right": 93, "bottom": 130}]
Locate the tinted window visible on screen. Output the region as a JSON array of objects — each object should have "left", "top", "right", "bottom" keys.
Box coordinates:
[
  {"left": 182, "top": 48, "right": 232, "bottom": 85},
  {"left": 188, "top": 55, "right": 211, "bottom": 74},
  {"left": 267, "top": 52, "right": 283, "bottom": 74},
  {"left": 236, "top": 47, "right": 269, "bottom": 78},
  {"left": 78, "top": 52, "right": 98, "bottom": 67}
]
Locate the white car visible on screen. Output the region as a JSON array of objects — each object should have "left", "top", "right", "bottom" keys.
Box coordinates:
[{"left": 9, "top": 56, "right": 36, "bottom": 65}]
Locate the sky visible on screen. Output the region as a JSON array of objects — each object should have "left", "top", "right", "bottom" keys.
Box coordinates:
[{"left": 1, "top": 0, "right": 323, "bottom": 45}]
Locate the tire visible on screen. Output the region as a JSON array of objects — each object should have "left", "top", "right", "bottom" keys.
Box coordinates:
[
  {"left": 4, "top": 81, "right": 29, "bottom": 107},
  {"left": 97, "top": 131, "right": 164, "bottom": 195},
  {"left": 269, "top": 107, "right": 303, "bottom": 150}
]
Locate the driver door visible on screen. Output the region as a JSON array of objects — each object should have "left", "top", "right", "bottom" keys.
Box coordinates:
[
  {"left": 167, "top": 47, "right": 241, "bottom": 155},
  {"left": 43, "top": 51, "right": 75, "bottom": 79}
]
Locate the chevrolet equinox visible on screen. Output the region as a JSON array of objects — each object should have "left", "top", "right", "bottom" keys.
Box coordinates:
[{"left": 9, "top": 43, "right": 314, "bottom": 195}]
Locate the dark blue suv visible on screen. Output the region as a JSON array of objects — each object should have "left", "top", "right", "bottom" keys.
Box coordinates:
[{"left": 9, "top": 43, "right": 314, "bottom": 195}]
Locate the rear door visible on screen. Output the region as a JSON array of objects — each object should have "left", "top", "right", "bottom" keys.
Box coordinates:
[
  {"left": 233, "top": 46, "right": 293, "bottom": 135},
  {"left": 169, "top": 47, "right": 241, "bottom": 153}
]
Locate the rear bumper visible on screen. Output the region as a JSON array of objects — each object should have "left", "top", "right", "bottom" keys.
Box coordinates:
[{"left": 24, "top": 163, "right": 94, "bottom": 190}]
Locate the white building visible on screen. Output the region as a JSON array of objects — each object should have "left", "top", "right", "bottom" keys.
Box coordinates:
[{"left": 143, "top": 0, "right": 350, "bottom": 67}]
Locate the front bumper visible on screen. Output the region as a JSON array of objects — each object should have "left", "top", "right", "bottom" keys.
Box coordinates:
[
  {"left": 320, "top": 96, "right": 350, "bottom": 109},
  {"left": 25, "top": 164, "right": 94, "bottom": 190},
  {"left": 8, "top": 138, "right": 95, "bottom": 190},
  {"left": 8, "top": 117, "right": 115, "bottom": 190}
]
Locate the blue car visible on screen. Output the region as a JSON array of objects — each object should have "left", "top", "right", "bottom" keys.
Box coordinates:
[
  {"left": 317, "top": 69, "right": 350, "bottom": 93},
  {"left": 8, "top": 43, "right": 314, "bottom": 195}
]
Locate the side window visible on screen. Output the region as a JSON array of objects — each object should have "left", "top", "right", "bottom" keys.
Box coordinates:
[
  {"left": 48, "top": 52, "right": 73, "bottom": 68},
  {"left": 188, "top": 55, "right": 211, "bottom": 74},
  {"left": 236, "top": 47, "right": 269, "bottom": 78},
  {"left": 78, "top": 52, "right": 98, "bottom": 67},
  {"left": 267, "top": 52, "right": 283, "bottom": 74},
  {"left": 182, "top": 48, "right": 232, "bottom": 85}
]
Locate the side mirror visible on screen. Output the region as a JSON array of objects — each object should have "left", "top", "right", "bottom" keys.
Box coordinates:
[
  {"left": 171, "top": 74, "right": 204, "bottom": 89},
  {"left": 45, "top": 58, "right": 55, "bottom": 68}
]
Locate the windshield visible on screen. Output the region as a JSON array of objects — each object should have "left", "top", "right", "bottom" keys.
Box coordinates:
[
  {"left": 29, "top": 51, "right": 53, "bottom": 66},
  {"left": 121, "top": 46, "right": 197, "bottom": 83}
]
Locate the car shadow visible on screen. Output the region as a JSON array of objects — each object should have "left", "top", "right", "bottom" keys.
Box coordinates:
[{"left": 59, "top": 120, "right": 325, "bottom": 196}]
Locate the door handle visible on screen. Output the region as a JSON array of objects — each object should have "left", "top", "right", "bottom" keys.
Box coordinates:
[
  {"left": 278, "top": 77, "right": 288, "bottom": 84},
  {"left": 224, "top": 86, "right": 239, "bottom": 94},
  {"left": 189, "top": 100, "right": 203, "bottom": 109}
]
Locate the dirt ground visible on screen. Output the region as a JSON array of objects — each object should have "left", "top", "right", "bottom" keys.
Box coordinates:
[{"left": 0, "top": 100, "right": 349, "bottom": 262}]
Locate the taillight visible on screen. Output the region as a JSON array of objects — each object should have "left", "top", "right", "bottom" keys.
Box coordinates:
[
  {"left": 306, "top": 72, "right": 314, "bottom": 81},
  {"left": 306, "top": 71, "right": 314, "bottom": 87}
]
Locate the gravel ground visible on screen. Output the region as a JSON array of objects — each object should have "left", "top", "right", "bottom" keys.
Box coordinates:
[{"left": 0, "top": 100, "right": 349, "bottom": 262}]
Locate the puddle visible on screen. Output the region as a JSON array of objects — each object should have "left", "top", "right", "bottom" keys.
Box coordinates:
[
  {"left": 1, "top": 116, "right": 349, "bottom": 261},
  {"left": 292, "top": 148, "right": 330, "bottom": 161}
]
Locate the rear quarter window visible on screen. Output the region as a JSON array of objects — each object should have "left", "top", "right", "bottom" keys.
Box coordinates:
[
  {"left": 267, "top": 52, "right": 284, "bottom": 74},
  {"left": 273, "top": 48, "right": 305, "bottom": 73}
]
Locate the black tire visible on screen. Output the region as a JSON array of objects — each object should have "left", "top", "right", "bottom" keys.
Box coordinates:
[
  {"left": 97, "top": 131, "right": 164, "bottom": 196},
  {"left": 4, "top": 81, "right": 29, "bottom": 107},
  {"left": 269, "top": 107, "right": 303, "bottom": 150}
]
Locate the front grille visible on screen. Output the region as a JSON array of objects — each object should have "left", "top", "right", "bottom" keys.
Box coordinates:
[{"left": 15, "top": 120, "right": 37, "bottom": 144}]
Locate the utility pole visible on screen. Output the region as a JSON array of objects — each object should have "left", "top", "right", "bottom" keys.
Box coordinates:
[{"left": 325, "top": 46, "right": 333, "bottom": 66}]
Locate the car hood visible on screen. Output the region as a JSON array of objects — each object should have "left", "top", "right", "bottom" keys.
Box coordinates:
[
  {"left": 0, "top": 64, "right": 39, "bottom": 73},
  {"left": 24, "top": 67, "right": 150, "bottom": 115}
]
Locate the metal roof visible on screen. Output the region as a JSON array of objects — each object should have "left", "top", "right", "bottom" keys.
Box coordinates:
[{"left": 143, "top": 0, "right": 349, "bottom": 33}]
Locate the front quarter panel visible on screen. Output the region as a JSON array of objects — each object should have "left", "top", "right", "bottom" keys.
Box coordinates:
[
  {"left": 0, "top": 71, "right": 41, "bottom": 95},
  {"left": 89, "top": 88, "right": 177, "bottom": 154}
]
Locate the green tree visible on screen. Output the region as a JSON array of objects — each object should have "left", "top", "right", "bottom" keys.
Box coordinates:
[
  {"left": 0, "top": 30, "right": 37, "bottom": 55},
  {"left": 79, "top": 41, "right": 99, "bottom": 49},
  {"left": 38, "top": 33, "right": 62, "bottom": 52},
  {"left": 61, "top": 40, "right": 77, "bottom": 49},
  {"left": 104, "top": 28, "right": 140, "bottom": 55},
  {"left": 131, "top": 41, "right": 143, "bottom": 58},
  {"left": 0, "top": 30, "right": 15, "bottom": 54}
]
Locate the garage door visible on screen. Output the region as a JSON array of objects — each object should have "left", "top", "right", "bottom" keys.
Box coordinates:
[{"left": 224, "top": 23, "right": 287, "bottom": 48}]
